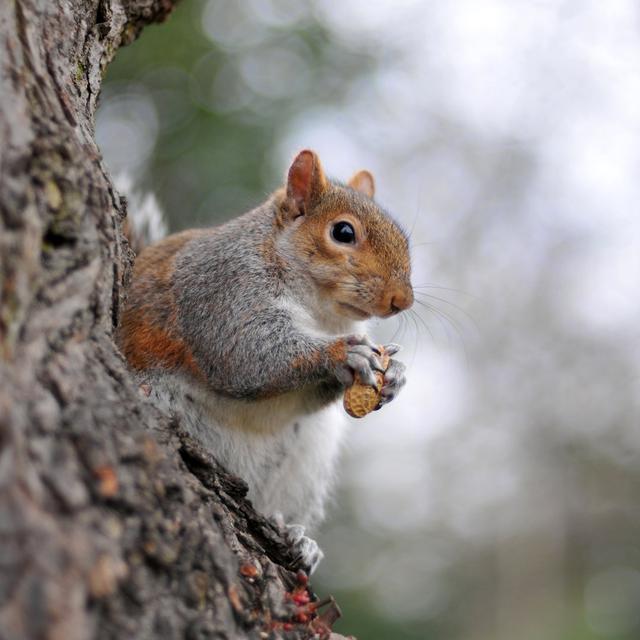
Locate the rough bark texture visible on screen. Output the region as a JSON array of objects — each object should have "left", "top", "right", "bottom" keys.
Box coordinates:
[{"left": 0, "top": 2, "right": 343, "bottom": 638}]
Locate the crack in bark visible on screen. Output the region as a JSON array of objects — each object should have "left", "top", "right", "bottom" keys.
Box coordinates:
[{"left": 44, "top": 50, "right": 78, "bottom": 127}]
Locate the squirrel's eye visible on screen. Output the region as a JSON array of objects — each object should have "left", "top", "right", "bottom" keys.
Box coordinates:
[{"left": 331, "top": 221, "right": 356, "bottom": 244}]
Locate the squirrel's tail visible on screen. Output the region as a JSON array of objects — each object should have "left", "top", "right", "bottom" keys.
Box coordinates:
[{"left": 116, "top": 173, "right": 168, "bottom": 254}]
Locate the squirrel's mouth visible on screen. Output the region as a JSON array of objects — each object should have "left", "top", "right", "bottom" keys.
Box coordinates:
[{"left": 337, "top": 302, "right": 372, "bottom": 320}]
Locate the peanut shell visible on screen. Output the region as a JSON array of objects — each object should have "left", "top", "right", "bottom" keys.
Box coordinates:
[{"left": 343, "top": 347, "right": 390, "bottom": 418}]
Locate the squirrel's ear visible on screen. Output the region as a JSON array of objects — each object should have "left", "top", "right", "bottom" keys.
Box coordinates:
[
  {"left": 347, "top": 170, "right": 375, "bottom": 199},
  {"left": 287, "top": 150, "right": 327, "bottom": 213}
]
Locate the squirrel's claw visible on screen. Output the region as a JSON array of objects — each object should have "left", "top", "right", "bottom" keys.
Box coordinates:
[
  {"left": 383, "top": 343, "right": 401, "bottom": 356},
  {"left": 376, "top": 358, "right": 407, "bottom": 409},
  {"left": 348, "top": 345, "right": 385, "bottom": 373},
  {"left": 284, "top": 523, "right": 324, "bottom": 575},
  {"left": 345, "top": 352, "right": 378, "bottom": 387}
]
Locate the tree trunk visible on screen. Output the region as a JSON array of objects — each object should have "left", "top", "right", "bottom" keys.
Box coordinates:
[{"left": 0, "top": 2, "right": 342, "bottom": 638}]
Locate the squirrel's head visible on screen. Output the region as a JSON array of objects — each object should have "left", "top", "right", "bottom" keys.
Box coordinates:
[{"left": 279, "top": 149, "right": 413, "bottom": 320}]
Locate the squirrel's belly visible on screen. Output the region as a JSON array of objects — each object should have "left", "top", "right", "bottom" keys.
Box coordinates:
[
  {"left": 143, "top": 373, "right": 349, "bottom": 528},
  {"left": 199, "top": 388, "right": 318, "bottom": 434},
  {"left": 246, "top": 403, "right": 348, "bottom": 528}
]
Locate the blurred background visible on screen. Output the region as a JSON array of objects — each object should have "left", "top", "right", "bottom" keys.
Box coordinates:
[{"left": 96, "top": 1, "right": 640, "bottom": 638}]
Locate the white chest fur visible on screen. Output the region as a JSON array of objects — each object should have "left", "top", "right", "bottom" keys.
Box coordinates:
[{"left": 144, "top": 372, "right": 349, "bottom": 529}]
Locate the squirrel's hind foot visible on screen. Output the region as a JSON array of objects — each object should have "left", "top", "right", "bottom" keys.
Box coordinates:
[{"left": 276, "top": 519, "right": 324, "bottom": 575}]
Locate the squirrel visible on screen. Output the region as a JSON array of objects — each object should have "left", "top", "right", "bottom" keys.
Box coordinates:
[{"left": 117, "top": 150, "right": 414, "bottom": 573}]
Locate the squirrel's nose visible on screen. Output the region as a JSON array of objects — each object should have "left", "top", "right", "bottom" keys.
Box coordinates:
[{"left": 387, "top": 286, "right": 414, "bottom": 315}]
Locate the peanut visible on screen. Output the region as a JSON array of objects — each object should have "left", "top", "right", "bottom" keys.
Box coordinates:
[{"left": 343, "top": 347, "right": 390, "bottom": 418}]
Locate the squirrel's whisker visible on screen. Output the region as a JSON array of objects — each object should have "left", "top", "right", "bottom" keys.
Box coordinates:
[
  {"left": 414, "top": 291, "right": 479, "bottom": 335},
  {"left": 412, "top": 283, "right": 477, "bottom": 299},
  {"left": 413, "top": 299, "right": 470, "bottom": 362}
]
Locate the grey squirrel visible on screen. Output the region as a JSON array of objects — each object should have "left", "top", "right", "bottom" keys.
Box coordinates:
[{"left": 117, "top": 150, "right": 414, "bottom": 573}]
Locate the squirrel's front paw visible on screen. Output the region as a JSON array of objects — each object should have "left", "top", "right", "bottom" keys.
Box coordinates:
[
  {"left": 376, "top": 353, "right": 407, "bottom": 409},
  {"left": 335, "top": 334, "right": 385, "bottom": 387},
  {"left": 284, "top": 524, "right": 324, "bottom": 575}
]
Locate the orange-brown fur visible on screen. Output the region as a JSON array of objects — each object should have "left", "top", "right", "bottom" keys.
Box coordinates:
[
  {"left": 287, "top": 179, "right": 412, "bottom": 319},
  {"left": 118, "top": 229, "right": 207, "bottom": 382}
]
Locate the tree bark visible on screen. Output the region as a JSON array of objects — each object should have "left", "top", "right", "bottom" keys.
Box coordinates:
[{"left": 0, "top": 2, "right": 342, "bottom": 638}]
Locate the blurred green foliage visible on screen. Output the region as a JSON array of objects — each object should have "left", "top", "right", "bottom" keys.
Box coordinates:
[{"left": 102, "top": 0, "right": 377, "bottom": 229}]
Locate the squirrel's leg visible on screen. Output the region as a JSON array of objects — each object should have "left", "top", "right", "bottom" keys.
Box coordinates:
[{"left": 211, "top": 324, "right": 389, "bottom": 399}]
